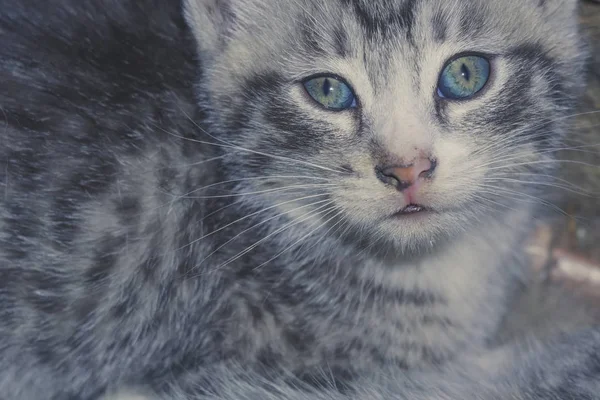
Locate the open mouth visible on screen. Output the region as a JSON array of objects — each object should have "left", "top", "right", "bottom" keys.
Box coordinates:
[{"left": 394, "top": 204, "right": 430, "bottom": 216}]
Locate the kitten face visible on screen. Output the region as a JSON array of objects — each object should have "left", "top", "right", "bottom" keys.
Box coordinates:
[{"left": 186, "top": 0, "right": 584, "bottom": 254}]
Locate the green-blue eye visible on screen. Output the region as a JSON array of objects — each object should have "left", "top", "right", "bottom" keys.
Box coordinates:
[
  {"left": 303, "top": 76, "right": 357, "bottom": 110},
  {"left": 437, "top": 55, "right": 491, "bottom": 100}
]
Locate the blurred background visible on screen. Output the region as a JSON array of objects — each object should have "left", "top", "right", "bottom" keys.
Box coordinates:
[
  {"left": 525, "top": 0, "right": 599, "bottom": 301},
  {"left": 495, "top": 3, "right": 600, "bottom": 341}
]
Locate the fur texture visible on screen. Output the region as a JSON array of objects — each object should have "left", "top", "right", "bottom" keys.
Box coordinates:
[{"left": 0, "top": 0, "right": 598, "bottom": 399}]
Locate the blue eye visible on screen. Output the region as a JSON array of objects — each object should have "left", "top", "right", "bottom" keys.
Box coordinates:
[
  {"left": 303, "top": 75, "right": 357, "bottom": 110},
  {"left": 437, "top": 55, "right": 491, "bottom": 100}
]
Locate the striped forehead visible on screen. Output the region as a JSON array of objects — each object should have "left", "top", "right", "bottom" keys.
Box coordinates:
[
  {"left": 336, "top": 0, "right": 491, "bottom": 42},
  {"left": 326, "top": 0, "right": 445, "bottom": 92},
  {"left": 288, "top": 0, "right": 567, "bottom": 92},
  {"left": 338, "top": 0, "right": 421, "bottom": 43}
]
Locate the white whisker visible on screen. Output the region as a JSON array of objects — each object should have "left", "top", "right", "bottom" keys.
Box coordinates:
[
  {"left": 192, "top": 199, "right": 336, "bottom": 269},
  {"left": 198, "top": 204, "right": 340, "bottom": 275},
  {"left": 476, "top": 184, "right": 571, "bottom": 217},
  {"left": 174, "top": 192, "right": 333, "bottom": 252},
  {"left": 165, "top": 183, "right": 337, "bottom": 200},
  {"left": 163, "top": 106, "right": 351, "bottom": 175},
  {"left": 482, "top": 177, "right": 596, "bottom": 197},
  {"left": 253, "top": 207, "right": 343, "bottom": 271},
  {"left": 486, "top": 159, "right": 600, "bottom": 171}
]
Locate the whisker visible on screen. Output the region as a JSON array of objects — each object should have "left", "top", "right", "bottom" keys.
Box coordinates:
[
  {"left": 469, "top": 190, "right": 561, "bottom": 226},
  {"left": 252, "top": 207, "right": 343, "bottom": 271},
  {"left": 482, "top": 177, "right": 596, "bottom": 197},
  {"left": 469, "top": 119, "right": 600, "bottom": 160},
  {"left": 167, "top": 175, "right": 333, "bottom": 195},
  {"left": 472, "top": 142, "right": 600, "bottom": 170},
  {"left": 467, "top": 194, "right": 553, "bottom": 231},
  {"left": 476, "top": 184, "right": 571, "bottom": 217},
  {"left": 350, "top": 225, "right": 386, "bottom": 260},
  {"left": 163, "top": 183, "right": 337, "bottom": 200},
  {"left": 470, "top": 189, "right": 590, "bottom": 225},
  {"left": 164, "top": 106, "right": 351, "bottom": 175},
  {"left": 486, "top": 142, "right": 600, "bottom": 164},
  {"left": 197, "top": 197, "right": 248, "bottom": 222},
  {"left": 485, "top": 159, "right": 600, "bottom": 171},
  {"left": 173, "top": 192, "right": 333, "bottom": 253},
  {"left": 280, "top": 207, "right": 349, "bottom": 263},
  {"left": 542, "top": 109, "right": 600, "bottom": 123},
  {"left": 469, "top": 193, "right": 535, "bottom": 215},
  {"left": 192, "top": 199, "right": 336, "bottom": 268},
  {"left": 107, "top": 155, "right": 228, "bottom": 179},
  {"left": 198, "top": 204, "right": 340, "bottom": 275},
  {"left": 155, "top": 174, "right": 333, "bottom": 205},
  {"left": 487, "top": 172, "right": 599, "bottom": 196},
  {"left": 112, "top": 181, "right": 309, "bottom": 223},
  {"left": 470, "top": 134, "right": 600, "bottom": 165}
]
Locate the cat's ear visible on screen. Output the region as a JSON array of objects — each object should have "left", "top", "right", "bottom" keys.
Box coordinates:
[{"left": 183, "top": 0, "right": 240, "bottom": 57}]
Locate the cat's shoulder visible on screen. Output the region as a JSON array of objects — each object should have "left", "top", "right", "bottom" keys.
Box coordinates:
[
  {"left": 0, "top": 0, "right": 199, "bottom": 157},
  {"left": 0, "top": 0, "right": 205, "bottom": 268},
  {"left": 0, "top": 0, "right": 195, "bottom": 111}
]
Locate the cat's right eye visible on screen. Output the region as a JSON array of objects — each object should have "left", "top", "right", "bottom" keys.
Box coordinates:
[
  {"left": 303, "top": 75, "right": 357, "bottom": 111},
  {"left": 437, "top": 54, "right": 491, "bottom": 100}
]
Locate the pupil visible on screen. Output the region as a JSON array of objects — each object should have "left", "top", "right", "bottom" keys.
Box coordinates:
[
  {"left": 322, "top": 78, "right": 332, "bottom": 96},
  {"left": 460, "top": 64, "right": 470, "bottom": 82}
]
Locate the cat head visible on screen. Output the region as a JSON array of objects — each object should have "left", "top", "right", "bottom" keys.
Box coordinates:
[{"left": 185, "top": 0, "right": 585, "bottom": 255}]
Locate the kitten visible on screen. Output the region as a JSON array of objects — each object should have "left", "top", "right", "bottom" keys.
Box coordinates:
[{"left": 0, "top": 0, "right": 598, "bottom": 399}]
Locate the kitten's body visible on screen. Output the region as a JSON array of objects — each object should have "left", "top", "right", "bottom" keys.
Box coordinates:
[{"left": 0, "top": 0, "right": 598, "bottom": 399}]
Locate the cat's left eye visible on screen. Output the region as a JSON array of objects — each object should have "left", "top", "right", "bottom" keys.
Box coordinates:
[
  {"left": 437, "top": 55, "right": 491, "bottom": 100},
  {"left": 303, "top": 75, "right": 357, "bottom": 111}
]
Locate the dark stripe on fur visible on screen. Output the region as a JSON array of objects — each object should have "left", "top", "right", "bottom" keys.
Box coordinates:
[
  {"left": 431, "top": 9, "right": 448, "bottom": 43},
  {"left": 340, "top": 0, "right": 420, "bottom": 44}
]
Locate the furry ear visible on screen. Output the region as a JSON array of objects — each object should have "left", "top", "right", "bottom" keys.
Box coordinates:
[{"left": 183, "top": 0, "right": 237, "bottom": 56}]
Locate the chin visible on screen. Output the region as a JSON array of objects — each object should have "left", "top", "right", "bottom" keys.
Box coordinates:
[
  {"left": 336, "top": 207, "right": 476, "bottom": 261},
  {"left": 391, "top": 211, "right": 470, "bottom": 250}
]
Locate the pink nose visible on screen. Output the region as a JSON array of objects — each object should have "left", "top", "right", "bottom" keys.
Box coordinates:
[{"left": 378, "top": 158, "right": 437, "bottom": 192}]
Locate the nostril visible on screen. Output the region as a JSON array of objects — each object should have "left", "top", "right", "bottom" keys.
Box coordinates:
[
  {"left": 418, "top": 158, "right": 437, "bottom": 179},
  {"left": 376, "top": 158, "right": 437, "bottom": 191},
  {"left": 377, "top": 166, "right": 413, "bottom": 191},
  {"left": 382, "top": 167, "right": 413, "bottom": 184}
]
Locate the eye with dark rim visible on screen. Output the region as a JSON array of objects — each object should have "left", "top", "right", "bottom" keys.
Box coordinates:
[
  {"left": 302, "top": 74, "right": 357, "bottom": 111},
  {"left": 436, "top": 53, "right": 491, "bottom": 100}
]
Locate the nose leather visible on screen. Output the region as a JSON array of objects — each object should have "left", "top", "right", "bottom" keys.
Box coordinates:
[{"left": 380, "top": 158, "right": 434, "bottom": 187}]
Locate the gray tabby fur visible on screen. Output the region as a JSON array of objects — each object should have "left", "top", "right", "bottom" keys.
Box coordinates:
[{"left": 0, "top": 0, "right": 598, "bottom": 399}]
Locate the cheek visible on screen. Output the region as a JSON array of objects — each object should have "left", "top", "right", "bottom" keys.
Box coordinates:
[
  {"left": 288, "top": 86, "right": 358, "bottom": 134},
  {"left": 255, "top": 89, "right": 359, "bottom": 159},
  {"left": 328, "top": 158, "right": 398, "bottom": 221},
  {"left": 431, "top": 133, "right": 546, "bottom": 206},
  {"left": 332, "top": 188, "right": 395, "bottom": 226},
  {"left": 428, "top": 137, "right": 488, "bottom": 204}
]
